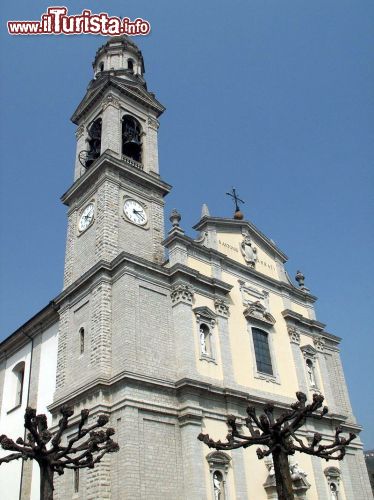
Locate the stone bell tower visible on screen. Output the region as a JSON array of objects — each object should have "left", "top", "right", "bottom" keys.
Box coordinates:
[{"left": 62, "top": 35, "right": 171, "bottom": 290}]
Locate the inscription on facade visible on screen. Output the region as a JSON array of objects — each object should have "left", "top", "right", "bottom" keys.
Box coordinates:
[{"left": 218, "top": 239, "right": 275, "bottom": 271}]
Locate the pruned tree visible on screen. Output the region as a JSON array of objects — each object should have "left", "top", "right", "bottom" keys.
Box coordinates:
[
  {"left": 198, "top": 392, "right": 356, "bottom": 500},
  {"left": 0, "top": 406, "right": 119, "bottom": 500}
]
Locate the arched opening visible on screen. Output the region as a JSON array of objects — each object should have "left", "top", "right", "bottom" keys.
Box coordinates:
[
  {"left": 99, "top": 62, "right": 104, "bottom": 72},
  {"left": 199, "top": 323, "right": 211, "bottom": 356},
  {"left": 79, "top": 328, "right": 85, "bottom": 354},
  {"left": 306, "top": 358, "right": 316, "bottom": 386},
  {"left": 213, "top": 470, "right": 225, "bottom": 500},
  {"left": 128, "top": 59, "right": 134, "bottom": 73},
  {"left": 122, "top": 115, "right": 142, "bottom": 163},
  {"left": 12, "top": 361, "right": 25, "bottom": 407},
  {"left": 86, "top": 117, "right": 102, "bottom": 168}
]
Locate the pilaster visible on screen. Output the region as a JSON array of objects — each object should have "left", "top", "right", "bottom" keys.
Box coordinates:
[
  {"left": 171, "top": 283, "right": 197, "bottom": 380},
  {"left": 74, "top": 124, "right": 86, "bottom": 181},
  {"left": 287, "top": 327, "right": 308, "bottom": 394},
  {"left": 214, "top": 299, "right": 235, "bottom": 385},
  {"left": 313, "top": 337, "right": 337, "bottom": 413},
  {"left": 146, "top": 116, "right": 160, "bottom": 174},
  {"left": 90, "top": 281, "right": 112, "bottom": 377},
  {"left": 101, "top": 93, "right": 121, "bottom": 156},
  {"left": 180, "top": 416, "right": 207, "bottom": 499}
]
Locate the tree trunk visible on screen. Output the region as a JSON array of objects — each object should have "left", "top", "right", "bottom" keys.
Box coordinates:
[
  {"left": 272, "top": 448, "right": 294, "bottom": 500},
  {"left": 39, "top": 462, "right": 54, "bottom": 500}
]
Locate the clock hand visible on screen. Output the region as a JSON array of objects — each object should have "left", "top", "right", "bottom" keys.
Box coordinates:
[{"left": 133, "top": 209, "right": 145, "bottom": 220}]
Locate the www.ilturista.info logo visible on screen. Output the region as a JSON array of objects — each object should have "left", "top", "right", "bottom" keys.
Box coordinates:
[{"left": 7, "top": 7, "right": 151, "bottom": 36}]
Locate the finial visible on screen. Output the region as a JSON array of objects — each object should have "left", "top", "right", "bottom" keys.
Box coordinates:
[
  {"left": 226, "top": 188, "right": 244, "bottom": 220},
  {"left": 169, "top": 209, "right": 181, "bottom": 228},
  {"left": 201, "top": 203, "right": 210, "bottom": 218}
]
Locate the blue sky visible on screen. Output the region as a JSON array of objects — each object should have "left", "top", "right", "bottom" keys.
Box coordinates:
[{"left": 0, "top": 1, "right": 373, "bottom": 447}]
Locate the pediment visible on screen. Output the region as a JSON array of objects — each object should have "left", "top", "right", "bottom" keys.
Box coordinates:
[
  {"left": 300, "top": 344, "right": 318, "bottom": 358},
  {"left": 193, "top": 306, "right": 216, "bottom": 320},
  {"left": 243, "top": 301, "right": 276, "bottom": 325},
  {"left": 193, "top": 216, "right": 287, "bottom": 280}
]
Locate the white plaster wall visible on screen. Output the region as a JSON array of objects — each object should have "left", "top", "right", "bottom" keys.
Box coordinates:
[
  {"left": 30, "top": 322, "right": 59, "bottom": 500},
  {"left": 0, "top": 342, "right": 32, "bottom": 500}
]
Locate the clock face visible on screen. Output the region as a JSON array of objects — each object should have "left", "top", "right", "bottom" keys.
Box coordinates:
[
  {"left": 78, "top": 203, "right": 95, "bottom": 232},
  {"left": 123, "top": 199, "right": 147, "bottom": 226}
]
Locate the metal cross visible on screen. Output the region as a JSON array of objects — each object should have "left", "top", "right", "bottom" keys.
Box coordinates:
[{"left": 226, "top": 187, "right": 245, "bottom": 212}]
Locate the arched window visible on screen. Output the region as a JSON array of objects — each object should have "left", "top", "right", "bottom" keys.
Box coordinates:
[
  {"left": 122, "top": 115, "right": 142, "bottom": 163},
  {"left": 86, "top": 117, "right": 102, "bottom": 168},
  {"left": 79, "top": 328, "right": 85, "bottom": 354},
  {"left": 74, "top": 469, "right": 80, "bottom": 493},
  {"left": 99, "top": 62, "right": 104, "bottom": 72},
  {"left": 12, "top": 361, "right": 25, "bottom": 407},
  {"left": 252, "top": 328, "right": 273, "bottom": 375},
  {"left": 128, "top": 59, "right": 134, "bottom": 72}
]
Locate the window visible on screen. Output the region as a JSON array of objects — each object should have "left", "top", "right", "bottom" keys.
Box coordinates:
[
  {"left": 79, "top": 328, "right": 85, "bottom": 355},
  {"left": 122, "top": 115, "right": 142, "bottom": 163},
  {"left": 86, "top": 117, "right": 102, "bottom": 168},
  {"left": 99, "top": 62, "right": 104, "bottom": 72},
  {"left": 12, "top": 361, "right": 25, "bottom": 408},
  {"left": 252, "top": 328, "right": 273, "bottom": 375},
  {"left": 74, "top": 469, "right": 79, "bottom": 493},
  {"left": 128, "top": 59, "right": 134, "bottom": 72}
]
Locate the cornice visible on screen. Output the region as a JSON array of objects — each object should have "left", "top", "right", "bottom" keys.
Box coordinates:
[
  {"left": 282, "top": 309, "right": 341, "bottom": 343},
  {"left": 0, "top": 302, "right": 58, "bottom": 360},
  {"left": 163, "top": 231, "right": 317, "bottom": 304},
  {"left": 61, "top": 151, "right": 171, "bottom": 206},
  {"left": 71, "top": 76, "right": 165, "bottom": 124}
]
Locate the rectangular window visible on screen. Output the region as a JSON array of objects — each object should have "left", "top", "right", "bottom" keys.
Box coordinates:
[
  {"left": 74, "top": 469, "right": 79, "bottom": 493},
  {"left": 252, "top": 328, "right": 273, "bottom": 375}
]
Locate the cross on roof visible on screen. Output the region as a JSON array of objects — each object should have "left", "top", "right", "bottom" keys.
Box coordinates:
[{"left": 226, "top": 187, "right": 245, "bottom": 213}]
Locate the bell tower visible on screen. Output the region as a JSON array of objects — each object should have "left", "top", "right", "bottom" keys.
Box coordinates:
[{"left": 62, "top": 36, "right": 171, "bottom": 289}]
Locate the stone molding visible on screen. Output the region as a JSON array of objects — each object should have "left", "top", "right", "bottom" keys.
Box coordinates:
[
  {"left": 170, "top": 283, "right": 194, "bottom": 305},
  {"left": 147, "top": 116, "right": 159, "bottom": 129},
  {"left": 101, "top": 92, "right": 120, "bottom": 110},
  {"left": 313, "top": 336, "right": 325, "bottom": 352},
  {"left": 300, "top": 344, "right": 318, "bottom": 360},
  {"left": 206, "top": 451, "right": 231, "bottom": 473},
  {"left": 75, "top": 125, "right": 85, "bottom": 140},
  {"left": 243, "top": 301, "right": 275, "bottom": 326},
  {"left": 288, "top": 326, "right": 301, "bottom": 345},
  {"left": 214, "top": 298, "right": 230, "bottom": 318},
  {"left": 193, "top": 306, "right": 216, "bottom": 327}
]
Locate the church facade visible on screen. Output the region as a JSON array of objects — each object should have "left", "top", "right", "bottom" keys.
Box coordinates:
[{"left": 0, "top": 36, "right": 372, "bottom": 500}]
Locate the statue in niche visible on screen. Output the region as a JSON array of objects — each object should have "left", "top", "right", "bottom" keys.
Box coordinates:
[
  {"left": 330, "top": 483, "right": 339, "bottom": 499},
  {"left": 306, "top": 359, "right": 316, "bottom": 386},
  {"left": 240, "top": 234, "right": 257, "bottom": 267},
  {"left": 200, "top": 325, "right": 208, "bottom": 355},
  {"left": 213, "top": 471, "right": 224, "bottom": 499}
]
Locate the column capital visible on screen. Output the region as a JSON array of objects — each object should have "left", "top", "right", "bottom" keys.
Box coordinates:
[{"left": 288, "top": 326, "right": 301, "bottom": 345}]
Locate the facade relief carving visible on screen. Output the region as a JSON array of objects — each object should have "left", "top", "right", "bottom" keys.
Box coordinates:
[
  {"left": 240, "top": 233, "right": 257, "bottom": 267},
  {"left": 148, "top": 116, "right": 159, "bottom": 129},
  {"left": 243, "top": 301, "right": 275, "bottom": 326},
  {"left": 238, "top": 280, "right": 269, "bottom": 309},
  {"left": 75, "top": 125, "right": 85, "bottom": 140},
  {"left": 288, "top": 326, "right": 301, "bottom": 345},
  {"left": 170, "top": 283, "right": 194, "bottom": 305},
  {"left": 313, "top": 336, "right": 326, "bottom": 353},
  {"left": 101, "top": 93, "right": 120, "bottom": 110},
  {"left": 264, "top": 459, "right": 310, "bottom": 499},
  {"left": 214, "top": 298, "right": 230, "bottom": 318}
]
